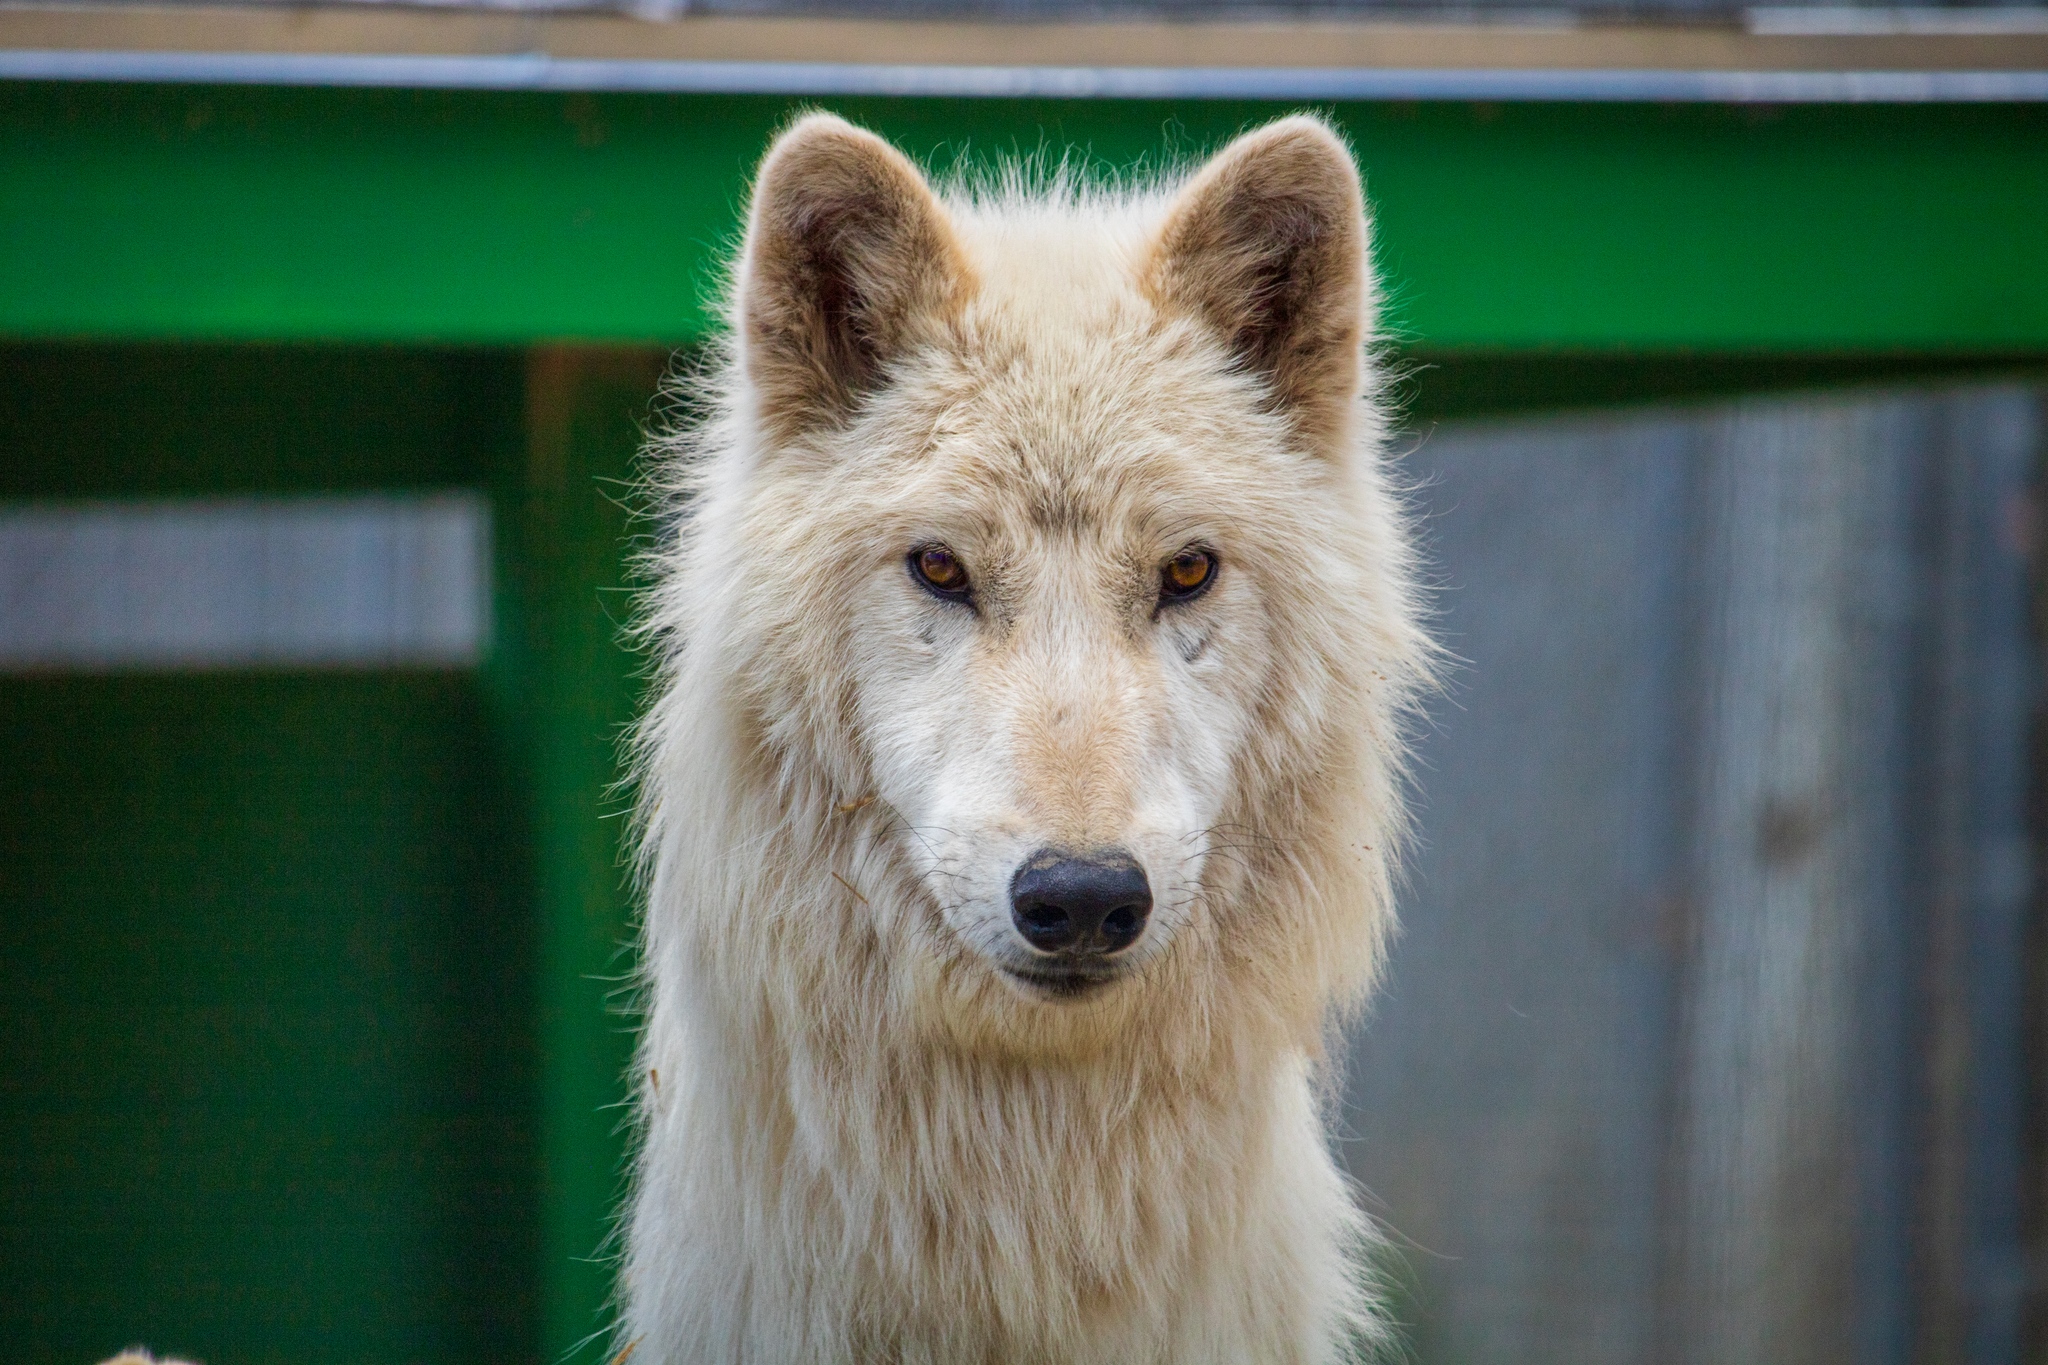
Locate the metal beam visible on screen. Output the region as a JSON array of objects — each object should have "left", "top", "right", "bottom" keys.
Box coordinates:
[{"left": 4, "top": 48, "right": 2047, "bottom": 100}]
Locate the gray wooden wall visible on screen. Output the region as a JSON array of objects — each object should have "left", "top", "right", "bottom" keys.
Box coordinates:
[{"left": 1344, "top": 383, "right": 2040, "bottom": 1365}]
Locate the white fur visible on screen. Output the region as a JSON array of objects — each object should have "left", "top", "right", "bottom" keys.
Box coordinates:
[{"left": 623, "top": 113, "right": 1433, "bottom": 1364}]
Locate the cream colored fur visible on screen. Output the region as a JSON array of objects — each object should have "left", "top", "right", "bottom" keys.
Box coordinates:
[{"left": 624, "top": 111, "right": 1432, "bottom": 1364}]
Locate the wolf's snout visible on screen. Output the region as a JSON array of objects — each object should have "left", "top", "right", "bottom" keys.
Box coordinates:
[{"left": 1009, "top": 850, "right": 1152, "bottom": 956}]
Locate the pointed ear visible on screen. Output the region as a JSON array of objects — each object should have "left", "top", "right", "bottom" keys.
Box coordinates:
[
  {"left": 737, "top": 113, "right": 972, "bottom": 440},
  {"left": 1145, "top": 117, "right": 1373, "bottom": 454}
]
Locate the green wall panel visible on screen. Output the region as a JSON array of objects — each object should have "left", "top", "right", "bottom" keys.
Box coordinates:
[
  {"left": 0, "top": 673, "right": 538, "bottom": 1365},
  {"left": 0, "top": 338, "right": 680, "bottom": 1365},
  {"left": 1, "top": 82, "right": 2044, "bottom": 349},
  {"left": 0, "top": 344, "right": 548, "bottom": 1365},
  {"left": 486, "top": 347, "right": 662, "bottom": 1365},
  {"left": 0, "top": 342, "right": 519, "bottom": 498}
]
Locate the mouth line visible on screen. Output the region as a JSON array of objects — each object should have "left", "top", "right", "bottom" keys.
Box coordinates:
[{"left": 1000, "top": 964, "right": 1124, "bottom": 999}]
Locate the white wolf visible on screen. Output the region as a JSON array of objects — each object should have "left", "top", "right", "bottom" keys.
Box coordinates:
[{"left": 624, "top": 111, "right": 1431, "bottom": 1364}]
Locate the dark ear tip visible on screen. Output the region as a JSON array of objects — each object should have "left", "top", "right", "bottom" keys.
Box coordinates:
[
  {"left": 1245, "top": 112, "right": 1350, "bottom": 151},
  {"left": 757, "top": 114, "right": 852, "bottom": 184},
  {"left": 1218, "top": 116, "right": 1363, "bottom": 200},
  {"left": 764, "top": 111, "right": 874, "bottom": 160},
  {"left": 778, "top": 109, "right": 860, "bottom": 137},
  {"left": 755, "top": 114, "right": 910, "bottom": 207},
  {"left": 754, "top": 119, "right": 958, "bottom": 262}
]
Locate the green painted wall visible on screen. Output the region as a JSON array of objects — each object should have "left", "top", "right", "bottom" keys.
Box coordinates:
[
  {"left": 1, "top": 82, "right": 2045, "bottom": 349},
  {"left": 487, "top": 347, "right": 663, "bottom": 1365},
  {"left": 0, "top": 672, "right": 537, "bottom": 1365},
  {"left": 0, "top": 345, "right": 545, "bottom": 1365},
  {"left": 1, "top": 339, "right": 660, "bottom": 1363},
  {"left": 0, "top": 343, "right": 516, "bottom": 498}
]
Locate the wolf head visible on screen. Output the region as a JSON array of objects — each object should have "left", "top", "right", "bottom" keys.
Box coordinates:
[{"left": 643, "top": 113, "right": 1427, "bottom": 1063}]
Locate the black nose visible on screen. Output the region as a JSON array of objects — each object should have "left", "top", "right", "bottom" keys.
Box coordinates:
[{"left": 1009, "top": 850, "right": 1152, "bottom": 956}]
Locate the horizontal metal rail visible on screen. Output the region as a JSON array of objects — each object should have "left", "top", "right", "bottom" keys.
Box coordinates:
[{"left": 2, "top": 47, "right": 2045, "bottom": 98}]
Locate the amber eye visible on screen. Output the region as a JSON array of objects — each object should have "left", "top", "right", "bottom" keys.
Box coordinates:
[
  {"left": 910, "top": 544, "right": 972, "bottom": 600},
  {"left": 1160, "top": 546, "right": 1218, "bottom": 603}
]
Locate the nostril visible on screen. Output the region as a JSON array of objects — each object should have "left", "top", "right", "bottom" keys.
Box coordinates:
[
  {"left": 1015, "top": 899, "right": 1077, "bottom": 950},
  {"left": 1008, "top": 849, "right": 1153, "bottom": 957}
]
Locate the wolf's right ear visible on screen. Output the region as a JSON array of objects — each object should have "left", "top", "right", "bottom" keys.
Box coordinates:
[{"left": 737, "top": 114, "right": 972, "bottom": 441}]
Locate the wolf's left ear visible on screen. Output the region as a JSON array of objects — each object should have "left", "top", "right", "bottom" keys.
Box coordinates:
[
  {"left": 738, "top": 113, "right": 973, "bottom": 441},
  {"left": 1146, "top": 116, "right": 1372, "bottom": 454}
]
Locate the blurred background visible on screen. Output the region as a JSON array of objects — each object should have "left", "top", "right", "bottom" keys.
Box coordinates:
[{"left": 1, "top": 2, "right": 2043, "bottom": 1362}]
